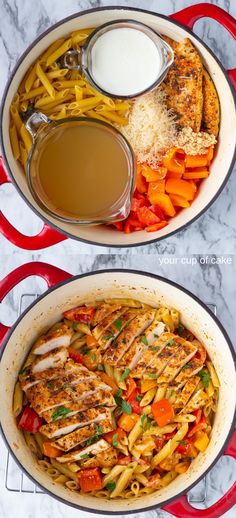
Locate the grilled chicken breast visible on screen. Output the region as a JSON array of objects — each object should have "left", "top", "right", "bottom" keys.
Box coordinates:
[
  {"left": 202, "top": 68, "right": 220, "bottom": 136},
  {"left": 103, "top": 310, "right": 155, "bottom": 365},
  {"left": 99, "top": 309, "right": 138, "bottom": 350},
  {"left": 31, "top": 346, "right": 68, "bottom": 374},
  {"left": 26, "top": 378, "right": 112, "bottom": 414},
  {"left": 119, "top": 320, "right": 165, "bottom": 369},
  {"left": 41, "top": 390, "right": 116, "bottom": 423},
  {"left": 21, "top": 361, "right": 96, "bottom": 392},
  {"left": 40, "top": 407, "right": 111, "bottom": 439},
  {"left": 171, "top": 356, "right": 203, "bottom": 389},
  {"left": 180, "top": 389, "right": 209, "bottom": 414},
  {"left": 93, "top": 304, "right": 122, "bottom": 326},
  {"left": 157, "top": 338, "right": 197, "bottom": 384},
  {"left": 32, "top": 323, "right": 72, "bottom": 355},
  {"left": 174, "top": 376, "right": 200, "bottom": 409},
  {"left": 162, "top": 37, "right": 203, "bottom": 131},
  {"left": 130, "top": 332, "right": 176, "bottom": 378},
  {"left": 92, "top": 308, "right": 124, "bottom": 341},
  {"left": 52, "top": 417, "right": 113, "bottom": 451},
  {"left": 56, "top": 438, "right": 110, "bottom": 463}
]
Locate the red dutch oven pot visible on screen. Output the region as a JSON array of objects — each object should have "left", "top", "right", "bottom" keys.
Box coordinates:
[
  {"left": 0, "top": 3, "right": 236, "bottom": 249},
  {"left": 0, "top": 262, "right": 235, "bottom": 516}
]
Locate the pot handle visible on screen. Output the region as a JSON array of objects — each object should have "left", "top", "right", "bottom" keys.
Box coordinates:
[
  {"left": 0, "top": 157, "right": 67, "bottom": 250},
  {"left": 170, "top": 3, "right": 236, "bottom": 90},
  {"left": 162, "top": 427, "right": 236, "bottom": 517},
  {"left": 0, "top": 262, "right": 72, "bottom": 347}
]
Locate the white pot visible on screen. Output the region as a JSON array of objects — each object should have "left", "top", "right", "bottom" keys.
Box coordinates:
[
  {"left": 0, "top": 263, "right": 235, "bottom": 516},
  {"left": 1, "top": 6, "right": 236, "bottom": 248}
]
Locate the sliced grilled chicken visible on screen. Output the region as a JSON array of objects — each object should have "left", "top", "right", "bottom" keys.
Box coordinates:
[
  {"left": 93, "top": 304, "right": 121, "bottom": 326},
  {"left": 31, "top": 347, "right": 68, "bottom": 374},
  {"left": 26, "top": 378, "right": 112, "bottom": 415},
  {"left": 171, "top": 357, "right": 203, "bottom": 389},
  {"left": 119, "top": 319, "right": 165, "bottom": 369},
  {"left": 83, "top": 446, "right": 118, "bottom": 468},
  {"left": 103, "top": 310, "right": 155, "bottom": 366},
  {"left": 32, "top": 323, "right": 72, "bottom": 355},
  {"left": 56, "top": 438, "right": 110, "bottom": 463},
  {"left": 156, "top": 338, "right": 198, "bottom": 384},
  {"left": 130, "top": 332, "right": 176, "bottom": 378},
  {"left": 40, "top": 407, "right": 111, "bottom": 439},
  {"left": 99, "top": 309, "right": 138, "bottom": 350},
  {"left": 92, "top": 307, "right": 124, "bottom": 341},
  {"left": 52, "top": 417, "right": 113, "bottom": 451},
  {"left": 180, "top": 389, "right": 209, "bottom": 414},
  {"left": 21, "top": 361, "right": 96, "bottom": 392},
  {"left": 174, "top": 377, "right": 200, "bottom": 409},
  {"left": 41, "top": 390, "right": 116, "bottom": 423}
]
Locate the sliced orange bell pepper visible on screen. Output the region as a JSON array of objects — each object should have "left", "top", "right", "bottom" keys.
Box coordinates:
[
  {"left": 185, "top": 154, "right": 208, "bottom": 168},
  {"left": 136, "top": 164, "right": 147, "bottom": 194},
  {"left": 98, "top": 372, "right": 118, "bottom": 394},
  {"left": 145, "top": 221, "right": 168, "bottom": 232},
  {"left": 118, "top": 413, "right": 139, "bottom": 432},
  {"left": 169, "top": 194, "right": 190, "bottom": 208},
  {"left": 151, "top": 398, "right": 175, "bottom": 427},
  {"left": 147, "top": 192, "right": 176, "bottom": 217},
  {"left": 166, "top": 170, "right": 183, "bottom": 179},
  {"left": 183, "top": 171, "right": 209, "bottom": 179},
  {"left": 141, "top": 378, "right": 157, "bottom": 393},
  {"left": 86, "top": 335, "right": 99, "bottom": 348},
  {"left": 43, "top": 442, "right": 63, "bottom": 458},
  {"left": 77, "top": 467, "right": 103, "bottom": 492},
  {"left": 148, "top": 181, "right": 166, "bottom": 204},
  {"left": 104, "top": 427, "right": 126, "bottom": 445},
  {"left": 142, "top": 164, "right": 167, "bottom": 181},
  {"left": 165, "top": 178, "right": 196, "bottom": 201},
  {"left": 125, "top": 376, "right": 137, "bottom": 399},
  {"left": 163, "top": 148, "right": 185, "bottom": 175}
]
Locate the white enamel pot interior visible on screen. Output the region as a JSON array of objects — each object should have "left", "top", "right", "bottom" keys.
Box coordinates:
[
  {"left": 0, "top": 269, "right": 235, "bottom": 514},
  {"left": 1, "top": 7, "right": 236, "bottom": 248}
]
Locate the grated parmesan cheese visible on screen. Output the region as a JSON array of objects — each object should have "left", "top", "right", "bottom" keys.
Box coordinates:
[{"left": 118, "top": 88, "right": 177, "bottom": 168}]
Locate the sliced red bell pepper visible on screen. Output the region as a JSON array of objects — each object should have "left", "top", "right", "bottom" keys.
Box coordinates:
[
  {"left": 154, "top": 437, "right": 166, "bottom": 450},
  {"left": 126, "top": 388, "right": 142, "bottom": 414},
  {"left": 149, "top": 205, "right": 165, "bottom": 220},
  {"left": 188, "top": 414, "right": 207, "bottom": 438},
  {"left": 124, "top": 215, "right": 143, "bottom": 234},
  {"left": 176, "top": 438, "right": 193, "bottom": 455},
  {"left": 68, "top": 347, "right": 85, "bottom": 365},
  {"left": 193, "top": 409, "right": 202, "bottom": 425},
  {"left": 125, "top": 376, "right": 137, "bottom": 399},
  {"left": 18, "top": 406, "right": 44, "bottom": 434},
  {"left": 164, "top": 431, "right": 176, "bottom": 440},
  {"left": 63, "top": 305, "right": 95, "bottom": 324},
  {"left": 137, "top": 206, "right": 160, "bottom": 226},
  {"left": 77, "top": 467, "right": 103, "bottom": 492},
  {"left": 113, "top": 221, "right": 123, "bottom": 231}
]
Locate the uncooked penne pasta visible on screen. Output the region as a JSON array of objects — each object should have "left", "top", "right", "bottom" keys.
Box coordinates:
[
  {"left": 46, "top": 38, "right": 72, "bottom": 67},
  {"left": 9, "top": 124, "right": 20, "bottom": 160},
  {"left": 10, "top": 104, "right": 22, "bottom": 135},
  {"left": 36, "top": 62, "right": 55, "bottom": 98},
  {"left": 40, "top": 38, "right": 65, "bottom": 62},
  {"left": 24, "top": 65, "right": 37, "bottom": 93},
  {"left": 20, "top": 124, "right": 33, "bottom": 152},
  {"left": 20, "top": 86, "right": 46, "bottom": 101}
]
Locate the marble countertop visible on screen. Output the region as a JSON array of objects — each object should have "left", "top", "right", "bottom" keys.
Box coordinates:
[{"left": 0, "top": 0, "right": 236, "bottom": 517}]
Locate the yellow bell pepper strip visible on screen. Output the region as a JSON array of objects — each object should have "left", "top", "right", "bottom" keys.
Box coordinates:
[
  {"left": 194, "top": 431, "right": 209, "bottom": 452},
  {"left": 183, "top": 171, "right": 209, "bottom": 179},
  {"left": 136, "top": 164, "right": 147, "bottom": 193},
  {"left": 165, "top": 178, "right": 196, "bottom": 201},
  {"left": 141, "top": 378, "right": 157, "bottom": 393},
  {"left": 175, "top": 460, "right": 191, "bottom": 473},
  {"left": 163, "top": 148, "right": 185, "bottom": 175},
  {"left": 147, "top": 192, "right": 176, "bottom": 217},
  {"left": 151, "top": 398, "right": 175, "bottom": 427},
  {"left": 142, "top": 164, "right": 167, "bottom": 181},
  {"left": 169, "top": 194, "right": 190, "bottom": 208},
  {"left": 185, "top": 154, "right": 208, "bottom": 168},
  {"left": 118, "top": 412, "right": 139, "bottom": 432},
  {"left": 146, "top": 221, "right": 168, "bottom": 232}
]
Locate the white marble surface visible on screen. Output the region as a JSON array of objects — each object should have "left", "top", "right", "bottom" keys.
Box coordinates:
[{"left": 0, "top": 0, "right": 236, "bottom": 517}]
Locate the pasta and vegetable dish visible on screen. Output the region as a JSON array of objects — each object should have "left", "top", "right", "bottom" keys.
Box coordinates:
[
  {"left": 9, "top": 26, "right": 219, "bottom": 234},
  {"left": 14, "top": 298, "right": 220, "bottom": 498}
]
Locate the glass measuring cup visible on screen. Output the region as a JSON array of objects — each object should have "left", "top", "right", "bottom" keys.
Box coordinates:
[
  {"left": 25, "top": 112, "right": 135, "bottom": 225},
  {"left": 59, "top": 19, "right": 174, "bottom": 99}
]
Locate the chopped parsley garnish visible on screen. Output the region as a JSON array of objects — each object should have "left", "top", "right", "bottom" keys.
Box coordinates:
[
  {"left": 166, "top": 339, "right": 174, "bottom": 346},
  {"left": 136, "top": 394, "right": 142, "bottom": 401},
  {"left": 19, "top": 366, "right": 30, "bottom": 376},
  {"left": 199, "top": 369, "right": 210, "bottom": 388},
  {"left": 106, "top": 482, "right": 116, "bottom": 493},
  {"left": 47, "top": 381, "right": 53, "bottom": 389},
  {"left": 72, "top": 321, "right": 78, "bottom": 331},
  {"left": 176, "top": 323, "right": 184, "bottom": 336},
  {"left": 154, "top": 334, "right": 159, "bottom": 338},
  {"left": 150, "top": 346, "right": 160, "bottom": 352},
  {"left": 185, "top": 334, "right": 191, "bottom": 340},
  {"left": 141, "top": 336, "right": 148, "bottom": 346},
  {"left": 114, "top": 393, "right": 132, "bottom": 415},
  {"left": 140, "top": 414, "right": 147, "bottom": 429},
  {"left": 147, "top": 372, "right": 157, "bottom": 379},
  {"left": 159, "top": 407, "right": 165, "bottom": 412},
  {"left": 97, "top": 363, "right": 104, "bottom": 371},
  {"left": 91, "top": 352, "right": 96, "bottom": 362},
  {"left": 115, "top": 388, "right": 123, "bottom": 398},
  {"left": 120, "top": 368, "right": 130, "bottom": 382},
  {"left": 182, "top": 363, "right": 191, "bottom": 370},
  {"left": 115, "top": 319, "right": 122, "bottom": 331},
  {"left": 146, "top": 419, "right": 151, "bottom": 430},
  {"left": 177, "top": 440, "right": 188, "bottom": 445},
  {"left": 112, "top": 433, "right": 119, "bottom": 448},
  {"left": 81, "top": 346, "right": 90, "bottom": 356},
  {"left": 101, "top": 333, "right": 114, "bottom": 341},
  {"left": 85, "top": 424, "right": 102, "bottom": 446},
  {"left": 52, "top": 406, "right": 70, "bottom": 420},
  {"left": 80, "top": 453, "right": 90, "bottom": 459}
]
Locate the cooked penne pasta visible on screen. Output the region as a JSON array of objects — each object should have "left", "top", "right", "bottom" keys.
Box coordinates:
[
  {"left": 152, "top": 424, "right": 189, "bottom": 467},
  {"left": 110, "top": 463, "right": 137, "bottom": 498},
  {"left": 206, "top": 361, "right": 220, "bottom": 388},
  {"left": 13, "top": 382, "right": 23, "bottom": 417}
]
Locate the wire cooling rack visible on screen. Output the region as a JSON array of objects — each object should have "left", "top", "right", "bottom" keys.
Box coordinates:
[{"left": 3, "top": 292, "right": 217, "bottom": 504}]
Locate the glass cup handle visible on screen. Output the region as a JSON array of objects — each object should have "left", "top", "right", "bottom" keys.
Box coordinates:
[
  {"left": 25, "top": 112, "right": 51, "bottom": 139},
  {"left": 60, "top": 49, "right": 82, "bottom": 70},
  {"left": 160, "top": 38, "right": 174, "bottom": 68}
]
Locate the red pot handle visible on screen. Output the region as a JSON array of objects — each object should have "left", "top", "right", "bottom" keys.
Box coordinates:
[
  {"left": 0, "top": 157, "right": 67, "bottom": 250},
  {"left": 0, "top": 262, "right": 72, "bottom": 347},
  {"left": 170, "top": 3, "right": 236, "bottom": 90},
  {"left": 162, "top": 428, "right": 236, "bottom": 517}
]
